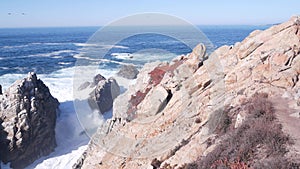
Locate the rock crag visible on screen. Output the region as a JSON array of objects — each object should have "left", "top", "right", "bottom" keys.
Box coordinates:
[
  {"left": 75, "top": 16, "right": 300, "bottom": 168},
  {"left": 0, "top": 72, "right": 59, "bottom": 169},
  {"left": 87, "top": 74, "right": 120, "bottom": 114}
]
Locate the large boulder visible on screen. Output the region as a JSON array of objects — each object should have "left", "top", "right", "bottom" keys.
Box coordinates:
[
  {"left": 116, "top": 64, "right": 139, "bottom": 79},
  {"left": 88, "top": 75, "right": 120, "bottom": 114},
  {"left": 0, "top": 72, "right": 59, "bottom": 169}
]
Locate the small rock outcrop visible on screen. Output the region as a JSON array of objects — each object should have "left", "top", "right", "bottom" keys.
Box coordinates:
[
  {"left": 0, "top": 72, "right": 59, "bottom": 169},
  {"left": 75, "top": 16, "right": 300, "bottom": 168},
  {"left": 88, "top": 75, "right": 120, "bottom": 114},
  {"left": 116, "top": 64, "right": 139, "bottom": 79}
]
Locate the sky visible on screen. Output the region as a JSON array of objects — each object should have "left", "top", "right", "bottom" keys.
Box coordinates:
[{"left": 0, "top": 0, "right": 300, "bottom": 28}]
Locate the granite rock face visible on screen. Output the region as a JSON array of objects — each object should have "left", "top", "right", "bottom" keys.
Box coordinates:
[
  {"left": 75, "top": 16, "right": 300, "bottom": 168},
  {"left": 0, "top": 72, "right": 59, "bottom": 169}
]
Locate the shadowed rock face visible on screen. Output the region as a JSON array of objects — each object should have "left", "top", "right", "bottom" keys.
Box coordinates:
[
  {"left": 0, "top": 72, "right": 59, "bottom": 169},
  {"left": 75, "top": 16, "right": 300, "bottom": 168},
  {"left": 88, "top": 75, "right": 120, "bottom": 114}
]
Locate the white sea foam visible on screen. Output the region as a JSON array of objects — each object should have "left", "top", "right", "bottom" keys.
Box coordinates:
[
  {"left": 74, "top": 43, "right": 128, "bottom": 49},
  {"left": 58, "top": 62, "right": 72, "bottom": 65},
  {"left": 0, "top": 50, "right": 77, "bottom": 60},
  {"left": 25, "top": 99, "right": 89, "bottom": 169},
  {"left": 73, "top": 54, "right": 101, "bottom": 61},
  {"left": 0, "top": 65, "right": 135, "bottom": 169},
  {"left": 0, "top": 67, "right": 9, "bottom": 70},
  {"left": 28, "top": 50, "right": 76, "bottom": 58},
  {"left": 73, "top": 43, "right": 99, "bottom": 47},
  {"left": 30, "top": 42, "right": 65, "bottom": 46},
  {"left": 111, "top": 52, "right": 133, "bottom": 60},
  {"left": 2, "top": 42, "right": 67, "bottom": 49}
]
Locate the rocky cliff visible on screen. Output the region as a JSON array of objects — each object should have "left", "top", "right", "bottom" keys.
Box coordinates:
[
  {"left": 0, "top": 72, "right": 59, "bottom": 169},
  {"left": 75, "top": 16, "right": 300, "bottom": 168}
]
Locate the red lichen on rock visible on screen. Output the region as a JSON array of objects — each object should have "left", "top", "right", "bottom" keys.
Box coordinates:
[
  {"left": 130, "top": 88, "right": 151, "bottom": 107},
  {"left": 149, "top": 59, "right": 186, "bottom": 86},
  {"left": 126, "top": 59, "right": 186, "bottom": 119},
  {"left": 149, "top": 67, "right": 166, "bottom": 86},
  {"left": 127, "top": 88, "right": 151, "bottom": 117}
]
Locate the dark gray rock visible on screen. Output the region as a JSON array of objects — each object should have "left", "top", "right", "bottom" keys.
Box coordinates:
[
  {"left": 92, "top": 74, "right": 106, "bottom": 87},
  {"left": 117, "top": 64, "right": 139, "bottom": 79},
  {"left": 0, "top": 72, "right": 59, "bottom": 169},
  {"left": 88, "top": 77, "right": 120, "bottom": 114}
]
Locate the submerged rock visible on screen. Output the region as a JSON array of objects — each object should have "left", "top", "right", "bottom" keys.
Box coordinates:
[{"left": 0, "top": 72, "right": 59, "bottom": 169}]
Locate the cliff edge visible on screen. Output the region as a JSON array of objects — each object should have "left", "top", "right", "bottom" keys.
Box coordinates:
[{"left": 75, "top": 16, "right": 300, "bottom": 169}]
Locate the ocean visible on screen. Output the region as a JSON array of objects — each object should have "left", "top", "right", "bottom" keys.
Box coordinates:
[{"left": 0, "top": 25, "right": 269, "bottom": 169}]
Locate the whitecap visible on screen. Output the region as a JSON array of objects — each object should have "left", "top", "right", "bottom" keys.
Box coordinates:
[
  {"left": 1, "top": 50, "right": 77, "bottom": 60},
  {"left": 74, "top": 43, "right": 128, "bottom": 49},
  {"left": 73, "top": 43, "right": 99, "bottom": 47},
  {"left": 73, "top": 54, "right": 101, "bottom": 61},
  {"left": 27, "top": 50, "right": 77, "bottom": 58},
  {"left": 58, "top": 62, "right": 72, "bottom": 65},
  {"left": 30, "top": 42, "right": 67, "bottom": 46},
  {"left": 111, "top": 52, "right": 133, "bottom": 60}
]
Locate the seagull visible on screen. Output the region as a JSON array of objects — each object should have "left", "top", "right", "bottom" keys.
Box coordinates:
[
  {"left": 8, "top": 13, "right": 12, "bottom": 15},
  {"left": 21, "top": 13, "right": 25, "bottom": 15}
]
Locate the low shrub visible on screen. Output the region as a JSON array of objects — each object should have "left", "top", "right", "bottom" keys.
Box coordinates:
[{"left": 186, "top": 93, "right": 299, "bottom": 169}]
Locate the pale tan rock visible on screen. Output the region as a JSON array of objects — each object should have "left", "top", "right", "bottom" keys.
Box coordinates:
[
  {"left": 74, "top": 16, "right": 300, "bottom": 169},
  {"left": 136, "top": 85, "right": 170, "bottom": 117},
  {"left": 186, "top": 43, "right": 206, "bottom": 71}
]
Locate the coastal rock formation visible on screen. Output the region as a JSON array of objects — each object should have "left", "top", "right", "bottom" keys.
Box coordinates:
[
  {"left": 0, "top": 72, "right": 59, "bottom": 169},
  {"left": 75, "top": 16, "right": 300, "bottom": 168},
  {"left": 88, "top": 75, "right": 120, "bottom": 114},
  {"left": 117, "top": 64, "right": 139, "bottom": 79}
]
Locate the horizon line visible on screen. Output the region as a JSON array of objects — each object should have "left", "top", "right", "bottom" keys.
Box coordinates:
[{"left": 0, "top": 23, "right": 277, "bottom": 29}]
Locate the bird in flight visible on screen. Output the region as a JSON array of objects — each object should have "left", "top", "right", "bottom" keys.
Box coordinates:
[{"left": 7, "top": 13, "right": 26, "bottom": 15}]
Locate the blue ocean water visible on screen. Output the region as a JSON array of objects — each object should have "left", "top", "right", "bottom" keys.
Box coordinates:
[
  {"left": 0, "top": 25, "right": 270, "bottom": 76},
  {"left": 0, "top": 25, "right": 270, "bottom": 169}
]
